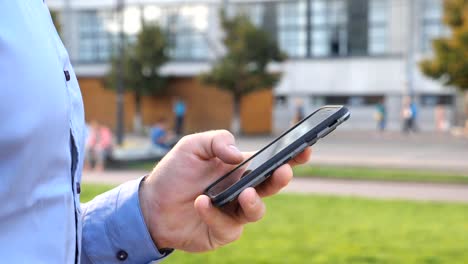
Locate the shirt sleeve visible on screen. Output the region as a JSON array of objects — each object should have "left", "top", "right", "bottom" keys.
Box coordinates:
[{"left": 80, "top": 177, "right": 172, "bottom": 264}]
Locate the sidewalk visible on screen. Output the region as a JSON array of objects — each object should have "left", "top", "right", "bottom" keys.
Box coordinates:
[
  {"left": 82, "top": 170, "right": 468, "bottom": 203},
  {"left": 236, "top": 131, "right": 468, "bottom": 173}
]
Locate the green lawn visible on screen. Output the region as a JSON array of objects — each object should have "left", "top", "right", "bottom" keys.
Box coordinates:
[
  {"left": 81, "top": 184, "right": 468, "bottom": 264},
  {"left": 293, "top": 165, "right": 468, "bottom": 184},
  {"left": 119, "top": 161, "right": 468, "bottom": 185}
]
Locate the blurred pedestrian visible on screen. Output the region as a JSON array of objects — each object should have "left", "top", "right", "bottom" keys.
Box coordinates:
[
  {"left": 293, "top": 98, "right": 305, "bottom": 124},
  {"left": 151, "top": 118, "right": 175, "bottom": 150},
  {"left": 374, "top": 99, "right": 387, "bottom": 132},
  {"left": 435, "top": 104, "right": 448, "bottom": 132},
  {"left": 84, "top": 121, "right": 113, "bottom": 172},
  {"left": 410, "top": 99, "right": 419, "bottom": 132},
  {"left": 173, "top": 97, "right": 186, "bottom": 136},
  {"left": 402, "top": 96, "right": 417, "bottom": 133}
]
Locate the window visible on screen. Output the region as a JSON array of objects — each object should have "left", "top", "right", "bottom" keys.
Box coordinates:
[
  {"left": 310, "top": 0, "right": 348, "bottom": 57},
  {"left": 275, "top": 96, "right": 288, "bottom": 107},
  {"left": 277, "top": 1, "right": 307, "bottom": 57},
  {"left": 77, "top": 10, "right": 116, "bottom": 63},
  {"left": 420, "top": 94, "right": 454, "bottom": 106},
  {"left": 368, "top": 0, "right": 388, "bottom": 55},
  {"left": 231, "top": 3, "right": 264, "bottom": 27},
  {"left": 313, "top": 95, "right": 384, "bottom": 106},
  {"left": 421, "top": 0, "right": 447, "bottom": 52},
  {"left": 77, "top": 5, "right": 210, "bottom": 62},
  {"left": 164, "top": 5, "right": 210, "bottom": 60}
]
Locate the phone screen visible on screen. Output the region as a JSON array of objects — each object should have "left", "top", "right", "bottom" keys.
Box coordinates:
[{"left": 206, "top": 107, "right": 338, "bottom": 197}]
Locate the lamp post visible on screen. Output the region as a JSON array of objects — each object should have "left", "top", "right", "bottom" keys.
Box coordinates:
[
  {"left": 406, "top": 0, "right": 416, "bottom": 97},
  {"left": 116, "top": 0, "right": 125, "bottom": 145}
]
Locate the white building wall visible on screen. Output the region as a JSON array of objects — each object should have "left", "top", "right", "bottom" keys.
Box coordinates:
[{"left": 275, "top": 58, "right": 406, "bottom": 95}]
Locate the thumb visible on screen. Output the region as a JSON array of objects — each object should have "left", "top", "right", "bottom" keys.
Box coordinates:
[{"left": 189, "top": 130, "right": 243, "bottom": 164}]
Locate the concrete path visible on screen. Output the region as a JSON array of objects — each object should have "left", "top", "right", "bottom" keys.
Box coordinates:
[
  {"left": 82, "top": 170, "right": 468, "bottom": 203},
  {"left": 237, "top": 131, "right": 468, "bottom": 173}
]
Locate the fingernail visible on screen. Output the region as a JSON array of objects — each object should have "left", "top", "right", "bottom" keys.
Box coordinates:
[{"left": 228, "top": 144, "right": 241, "bottom": 155}]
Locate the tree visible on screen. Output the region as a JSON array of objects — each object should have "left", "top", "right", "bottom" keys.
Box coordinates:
[
  {"left": 50, "top": 10, "right": 61, "bottom": 35},
  {"left": 107, "top": 22, "right": 169, "bottom": 133},
  {"left": 200, "top": 12, "right": 286, "bottom": 134},
  {"left": 419, "top": 0, "right": 468, "bottom": 126}
]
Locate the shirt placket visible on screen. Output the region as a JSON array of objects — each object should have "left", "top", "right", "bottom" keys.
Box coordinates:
[{"left": 50, "top": 28, "right": 83, "bottom": 264}]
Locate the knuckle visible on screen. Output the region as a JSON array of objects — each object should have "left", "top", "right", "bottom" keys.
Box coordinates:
[
  {"left": 177, "top": 134, "right": 197, "bottom": 147},
  {"left": 178, "top": 135, "right": 191, "bottom": 145},
  {"left": 216, "top": 129, "right": 234, "bottom": 140}
]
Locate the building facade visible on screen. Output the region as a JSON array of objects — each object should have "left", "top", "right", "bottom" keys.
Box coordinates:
[{"left": 47, "top": 0, "right": 456, "bottom": 133}]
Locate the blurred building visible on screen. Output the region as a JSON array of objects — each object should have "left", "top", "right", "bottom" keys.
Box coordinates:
[{"left": 47, "top": 0, "right": 455, "bottom": 133}]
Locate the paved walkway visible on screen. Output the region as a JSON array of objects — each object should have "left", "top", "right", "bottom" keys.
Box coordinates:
[
  {"left": 82, "top": 170, "right": 468, "bottom": 203},
  {"left": 237, "top": 131, "right": 468, "bottom": 173}
]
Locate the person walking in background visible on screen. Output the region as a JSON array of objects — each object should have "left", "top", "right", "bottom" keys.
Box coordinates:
[
  {"left": 402, "top": 96, "right": 417, "bottom": 134},
  {"left": 84, "top": 121, "right": 113, "bottom": 172},
  {"left": 410, "top": 99, "right": 419, "bottom": 132},
  {"left": 435, "top": 104, "right": 448, "bottom": 132},
  {"left": 375, "top": 99, "right": 387, "bottom": 132},
  {"left": 173, "top": 97, "right": 186, "bottom": 136},
  {"left": 293, "top": 98, "right": 305, "bottom": 124}
]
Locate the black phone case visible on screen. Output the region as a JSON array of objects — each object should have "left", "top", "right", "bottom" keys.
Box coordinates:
[{"left": 204, "top": 105, "right": 350, "bottom": 207}]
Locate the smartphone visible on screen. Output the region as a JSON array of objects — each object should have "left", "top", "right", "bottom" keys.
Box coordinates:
[{"left": 204, "top": 105, "right": 350, "bottom": 207}]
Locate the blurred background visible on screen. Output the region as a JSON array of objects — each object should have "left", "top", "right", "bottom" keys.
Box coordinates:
[{"left": 47, "top": 0, "right": 468, "bottom": 263}]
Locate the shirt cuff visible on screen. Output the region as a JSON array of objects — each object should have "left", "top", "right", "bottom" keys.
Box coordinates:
[{"left": 82, "top": 176, "right": 172, "bottom": 263}]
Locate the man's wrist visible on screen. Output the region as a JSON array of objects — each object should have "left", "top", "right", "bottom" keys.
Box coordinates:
[{"left": 139, "top": 175, "right": 173, "bottom": 251}]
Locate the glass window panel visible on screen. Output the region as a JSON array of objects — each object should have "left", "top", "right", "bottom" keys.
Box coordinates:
[
  {"left": 277, "top": 1, "right": 307, "bottom": 58},
  {"left": 310, "top": 0, "right": 348, "bottom": 57},
  {"left": 312, "top": 0, "right": 327, "bottom": 13},
  {"left": 369, "top": 0, "right": 388, "bottom": 23},
  {"left": 312, "top": 41, "right": 329, "bottom": 56},
  {"left": 421, "top": 0, "right": 446, "bottom": 52},
  {"left": 369, "top": 27, "right": 386, "bottom": 39},
  {"left": 279, "top": 31, "right": 306, "bottom": 57},
  {"left": 312, "top": 14, "right": 327, "bottom": 25},
  {"left": 422, "top": 0, "right": 442, "bottom": 20},
  {"left": 369, "top": 41, "right": 386, "bottom": 54},
  {"left": 278, "top": 1, "right": 307, "bottom": 27},
  {"left": 312, "top": 29, "right": 328, "bottom": 42},
  {"left": 77, "top": 10, "right": 116, "bottom": 63},
  {"left": 425, "top": 23, "right": 442, "bottom": 37},
  {"left": 162, "top": 4, "right": 209, "bottom": 60},
  {"left": 234, "top": 3, "right": 264, "bottom": 27},
  {"left": 367, "top": 0, "right": 389, "bottom": 55}
]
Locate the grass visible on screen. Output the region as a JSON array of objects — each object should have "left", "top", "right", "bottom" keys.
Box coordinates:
[
  {"left": 81, "top": 184, "right": 468, "bottom": 264},
  {"left": 293, "top": 165, "right": 468, "bottom": 184},
  {"left": 80, "top": 183, "right": 114, "bottom": 202},
  {"left": 119, "top": 161, "right": 468, "bottom": 185}
]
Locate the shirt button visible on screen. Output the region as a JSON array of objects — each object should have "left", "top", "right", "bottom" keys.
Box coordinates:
[
  {"left": 76, "top": 182, "right": 81, "bottom": 194},
  {"left": 116, "top": 250, "right": 128, "bottom": 261},
  {"left": 64, "top": 70, "right": 70, "bottom": 81}
]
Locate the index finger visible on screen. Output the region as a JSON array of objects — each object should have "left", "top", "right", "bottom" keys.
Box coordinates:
[{"left": 288, "top": 147, "right": 312, "bottom": 166}]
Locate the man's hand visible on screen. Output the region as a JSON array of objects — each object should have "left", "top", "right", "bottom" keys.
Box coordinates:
[{"left": 139, "top": 130, "right": 312, "bottom": 252}]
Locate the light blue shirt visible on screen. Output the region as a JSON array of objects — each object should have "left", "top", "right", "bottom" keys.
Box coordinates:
[
  {"left": 0, "top": 1, "right": 168, "bottom": 263},
  {"left": 174, "top": 101, "right": 186, "bottom": 117}
]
